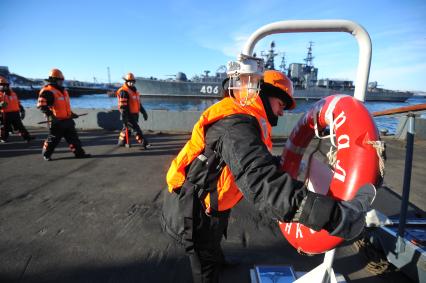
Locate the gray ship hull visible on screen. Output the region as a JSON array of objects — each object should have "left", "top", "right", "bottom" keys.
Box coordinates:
[
  {"left": 136, "top": 77, "right": 222, "bottom": 98},
  {"left": 294, "top": 88, "right": 413, "bottom": 102},
  {"left": 135, "top": 77, "right": 413, "bottom": 102}
]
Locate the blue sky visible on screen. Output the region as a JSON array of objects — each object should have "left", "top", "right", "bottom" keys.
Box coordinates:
[{"left": 1, "top": 0, "right": 425, "bottom": 91}]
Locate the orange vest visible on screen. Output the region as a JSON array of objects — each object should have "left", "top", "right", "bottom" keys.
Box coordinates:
[
  {"left": 166, "top": 96, "right": 272, "bottom": 211},
  {"left": 38, "top": 85, "right": 72, "bottom": 120},
  {"left": 0, "top": 89, "right": 20, "bottom": 113},
  {"left": 116, "top": 84, "right": 141, "bottom": 114}
]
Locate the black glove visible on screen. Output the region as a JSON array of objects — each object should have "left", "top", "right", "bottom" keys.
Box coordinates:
[
  {"left": 293, "top": 190, "right": 337, "bottom": 232},
  {"left": 41, "top": 110, "right": 57, "bottom": 125},
  {"left": 71, "top": 112, "right": 79, "bottom": 119},
  {"left": 329, "top": 184, "right": 376, "bottom": 240},
  {"left": 294, "top": 184, "right": 376, "bottom": 240},
  {"left": 20, "top": 108, "right": 26, "bottom": 120},
  {"left": 48, "top": 115, "right": 58, "bottom": 124}
]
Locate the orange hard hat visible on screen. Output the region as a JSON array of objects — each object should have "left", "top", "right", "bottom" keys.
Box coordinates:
[
  {"left": 49, "top": 68, "right": 64, "bottom": 80},
  {"left": 263, "top": 70, "right": 296, "bottom": 110},
  {"left": 0, "top": 76, "right": 9, "bottom": 85},
  {"left": 124, "top": 72, "right": 135, "bottom": 81}
]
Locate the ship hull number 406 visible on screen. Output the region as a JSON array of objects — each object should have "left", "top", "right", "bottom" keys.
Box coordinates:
[{"left": 200, "top": 85, "right": 219, "bottom": 94}]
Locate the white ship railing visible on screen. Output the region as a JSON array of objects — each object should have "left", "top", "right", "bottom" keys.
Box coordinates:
[{"left": 242, "top": 19, "right": 372, "bottom": 102}]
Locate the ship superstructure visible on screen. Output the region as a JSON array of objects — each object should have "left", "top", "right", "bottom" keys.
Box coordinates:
[{"left": 288, "top": 41, "right": 319, "bottom": 89}]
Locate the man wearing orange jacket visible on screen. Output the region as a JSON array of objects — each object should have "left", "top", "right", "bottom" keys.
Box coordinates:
[
  {"left": 162, "top": 70, "right": 376, "bottom": 283},
  {"left": 0, "top": 76, "right": 34, "bottom": 143},
  {"left": 37, "top": 68, "right": 91, "bottom": 161},
  {"left": 116, "top": 72, "right": 150, "bottom": 148}
]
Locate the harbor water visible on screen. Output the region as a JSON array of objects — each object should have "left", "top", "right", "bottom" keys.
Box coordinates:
[{"left": 20, "top": 94, "right": 426, "bottom": 134}]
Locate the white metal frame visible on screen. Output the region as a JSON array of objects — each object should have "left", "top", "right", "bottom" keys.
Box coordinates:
[{"left": 241, "top": 19, "right": 372, "bottom": 102}]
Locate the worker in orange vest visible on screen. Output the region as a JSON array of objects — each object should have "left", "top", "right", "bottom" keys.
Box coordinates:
[
  {"left": 37, "top": 68, "right": 91, "bottom": 161},
  {"left": 116, "top": 72, "right": 150, "bottom": 148},
  {"left": 162, "top": 70, "right": 376, "bottom": 282},
  {"left": 0, "top": 76, "right": 34, "bottom": 143}
]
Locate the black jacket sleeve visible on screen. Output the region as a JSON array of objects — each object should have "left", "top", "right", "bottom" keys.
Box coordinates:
[
  {"left": 38, "top": 90, "right": 54, "bottom": 116},
  {"left": 140, "top": 104, "right": 148, "bottom": 120},
  {"left": 205, "top": 114, "right": 306, "bottom": 222},
  {"left": 119, "top": 90, "right": 130, "bottom": 115}
]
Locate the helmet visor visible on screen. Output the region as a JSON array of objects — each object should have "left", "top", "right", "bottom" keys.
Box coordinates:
[{"left": 228, "top": 74, "right": 262, "bottom": 106}]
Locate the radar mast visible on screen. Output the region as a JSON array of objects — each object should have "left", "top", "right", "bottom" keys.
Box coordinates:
[
  {"left": 279, "top": 52, "right": 287, "bottom": 73},
  {"left": 304, "top": 41, "right": 315, "bottom": 67},
  {"left": 261, "top": 41, "right": 278, "bottom": 70}
]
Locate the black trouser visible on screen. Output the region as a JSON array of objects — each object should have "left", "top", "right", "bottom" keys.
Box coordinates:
[
  {"left": 118, "top": 113, "right": 148, "bottom": 145},
  {"left": 42, "top": 118, "right": 85, "bottom": 158},
  {"left": 1, "top": 111, "right": 31, "bottom": 141},
  {"left": 189, "top": 201, "right": 230, "bottom": 283}
]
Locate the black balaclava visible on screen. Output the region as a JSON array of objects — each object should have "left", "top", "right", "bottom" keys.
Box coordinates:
[
  {"left": 126, "top": 81, "right": 137, "bottom": 91},
  {"left": 260, "top": 82, "right": 294, "bottom": 126},
  {"left": 49, "top": 79, "right": 65, "bottom": 92},
  {"left": 259, "top": 82, "right": 283, "bottom": 126},
  {"left": 260, "top": 91, "right": 278, "bottom": 126}
]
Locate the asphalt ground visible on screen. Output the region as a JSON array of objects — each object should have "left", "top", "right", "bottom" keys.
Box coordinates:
[{"left": 0, "top": 128, "right": 424, "bottom": 283}]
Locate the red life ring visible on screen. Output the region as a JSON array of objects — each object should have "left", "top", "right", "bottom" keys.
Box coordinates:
[{"left": 279, "top": 95, "right": 380, "bottom": 254}]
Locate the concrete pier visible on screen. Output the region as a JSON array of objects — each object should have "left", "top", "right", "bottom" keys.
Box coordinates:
[
  {"left": 0, "top": 126, "right": 424, "bottom": 282},
  {"left": 22, "top": 107, "right": 307, "bottom": 137},
  {"left": 22, "top": 107, "right": 426, "bottom": 140}
]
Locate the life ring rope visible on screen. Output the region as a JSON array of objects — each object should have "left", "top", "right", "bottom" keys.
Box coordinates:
[
  {"left": 311, "top": 95, "right": 386, "bottom": 178},
  {"left": 312, "top": 95, "right": 346, "bottom": 147},
  {"left": 366, "top": 140, "right": 386, "bottom": 177}
]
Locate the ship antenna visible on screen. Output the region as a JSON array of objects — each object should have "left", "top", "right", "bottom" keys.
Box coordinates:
[
  {"left": 107, "top": 66, "right": 111, "bottom": 86},
  {"left": 304, "top": 41, "right": 315, "bottom": 67},
  {"left": 279, "top": 52, "right": 287, "bottom": 73},
  {"left": 302, "top": 41, "right": 317, "bottom": 88},
  {"left": 261, "top": 41, "right": 278, "bottom": 70}
]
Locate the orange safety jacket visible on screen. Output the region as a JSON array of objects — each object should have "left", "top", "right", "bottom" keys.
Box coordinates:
[
  {"left": 166, "top": 96, "right": 272, "bottom": 211},
  {"left": 116, "top": 84, "right": 141, "bottom": 114},
  {"left": 37, "top": 85, "right": 72, "bottom": 120},
  {"left": 0, "top": 89, "right": 21, "bottom": 113}
]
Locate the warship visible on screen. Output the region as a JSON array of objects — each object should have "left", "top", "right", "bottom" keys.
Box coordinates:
[
  {"left": 0, "top": 66, "right": 110, "bottom": 99},
  {"left": 135, "top": 42, "right": 413, "bottom": 102}
]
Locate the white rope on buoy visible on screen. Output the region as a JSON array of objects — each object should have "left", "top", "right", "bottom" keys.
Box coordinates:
[
  {"left": 326, "top": 146, "right": 338, "bottom": 167},
  {"left": 366, "top": 140, "right": 386, "bottom": 178}
]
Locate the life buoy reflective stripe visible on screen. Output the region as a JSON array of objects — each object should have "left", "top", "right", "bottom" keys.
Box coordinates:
[{"left": 280, "top": 95, "right": 381, "bottom": 254}]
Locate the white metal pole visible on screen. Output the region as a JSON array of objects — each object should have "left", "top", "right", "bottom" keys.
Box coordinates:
[{"left": 241, "top": 20, "right": 372, "bottom": 102}]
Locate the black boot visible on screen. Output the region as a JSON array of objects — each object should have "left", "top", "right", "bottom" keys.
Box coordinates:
[
  {"left": 43, "top": 154, "right": 52, "bottom": 161},
  {"left": 142, "top": 140, "right": 151, "bottom": 150},
  {"left": 117, "top": 138, "right": 126, "bottom": 147},
  {"left": 25, "top": 136, "right": 36, "bottom": 143},
  {"left": 75, "top": 153, "right": 91, "bottom": 159}
]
